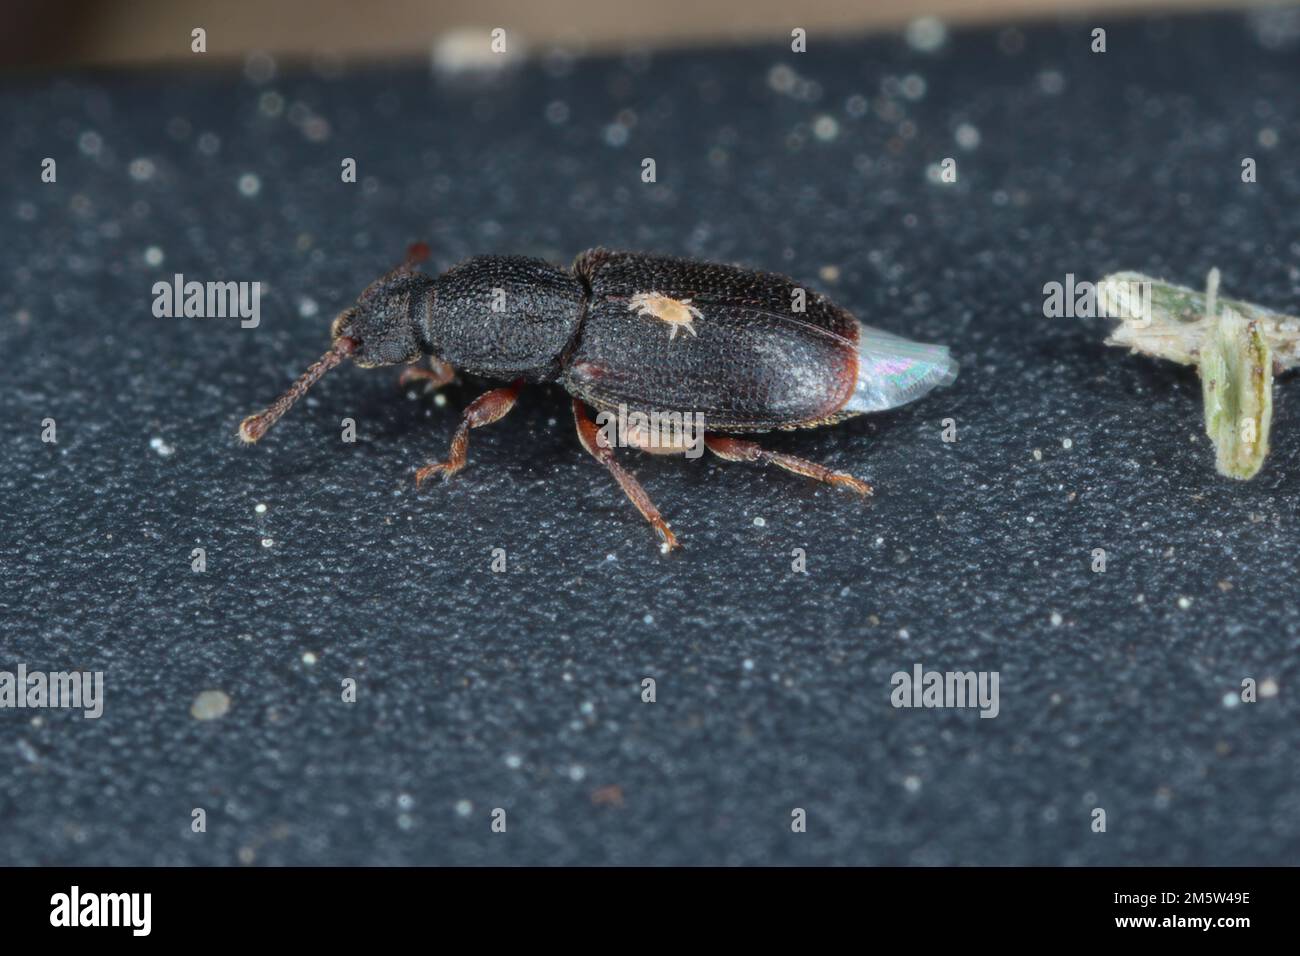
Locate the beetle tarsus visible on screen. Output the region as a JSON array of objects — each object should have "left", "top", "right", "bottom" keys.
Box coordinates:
[
  {"left": 573, "top": 400, "right": 680, "bottom": 553},
  {"left": 704, "top": 434, "right": 873, "bottom": 497},
  {"left": 414, "top": 380, "right": 522, "bottom": 487}
]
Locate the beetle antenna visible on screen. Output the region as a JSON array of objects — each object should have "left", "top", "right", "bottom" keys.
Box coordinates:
[{"left": 238, "top": 337, "right": 357, "bottom": 443}]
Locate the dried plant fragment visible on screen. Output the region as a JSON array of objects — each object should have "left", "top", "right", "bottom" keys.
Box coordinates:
[
  {"left": 1098, "top": 269, "right": 1294, "bottom": 480},
  {"left": 1200, "top": 307, "right": 1272, "bottom": 480},
  {"left": 1099, "top": 270, "right": 1300, "bottom": 370}
]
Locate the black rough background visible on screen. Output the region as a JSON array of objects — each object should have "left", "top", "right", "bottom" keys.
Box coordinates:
[{"left": 3, "top": 12, "right": 1299, "bottom": 866}]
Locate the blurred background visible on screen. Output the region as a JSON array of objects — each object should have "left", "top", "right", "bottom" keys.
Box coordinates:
[{"left": 5, "top": 0, "right": 1281, "bottom": 68}]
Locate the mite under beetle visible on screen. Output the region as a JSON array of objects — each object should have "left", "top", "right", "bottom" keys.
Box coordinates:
[{"left": 239, "top": 244, "right": 958, "bottom": 551}]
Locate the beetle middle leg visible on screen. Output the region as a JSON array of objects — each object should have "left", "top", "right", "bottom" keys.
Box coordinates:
[
  {"left": 415, "top": 379, "right": 522, "bottom": 486},
  {"left": 572, "top": 400, "right": 679, "bottom": 552},
  {"left": 704, "top": 435, "right": 873, "bottom": 497}
]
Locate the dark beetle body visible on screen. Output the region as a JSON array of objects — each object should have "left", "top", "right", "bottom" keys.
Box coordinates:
[
  {"left": 243, "top": 247, "right": 957, "bottom": 551},
  {"left": 352, "top": 249, "right": 954, "bottom": 432}
]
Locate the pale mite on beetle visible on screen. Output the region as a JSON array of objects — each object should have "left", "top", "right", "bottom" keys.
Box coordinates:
[{"left": 239, "top": 244, "right": 958, "bottom": 552}]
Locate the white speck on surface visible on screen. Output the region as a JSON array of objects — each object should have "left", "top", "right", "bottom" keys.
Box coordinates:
[
  {"left": 78, "top": 131, "right": 103, "bottom": 156},
  {"left": 1177, "top": 596, "right": 1192, "bottom": 610},
  {"left": 602, "top": 123, "right": 629, "bottom": 148},
  {"left": 397, "top": 792, "right": 414, "bottom": 810},
  {"left": 261, "top": 537, "right": 274, "bottom": 548},
  {"left": 144, "top": 246, "right": 164, "bottom": 267},
  {"left": 568, "top": 765, "right": 587, "bottom": 782},
  {"left": 954, "top": 123, "right": 980, "bottom": 150},
  {"left": 298, "top": 297, "right": 319, "bottom": 318},
  {"left": 302, "top": 652, "right": 317, "bottom": 666},
  {"left": 237, "top": 847, "right": 255, "bottom": 864},
  {"left": 149, "top": 436, "right": 174, "bottom": 457},
  {"left": 899, "top": 73, "right": 926, "bottom": 100},
  {"left": 1260, "top": 678, "right": 1279, "bottom": 698},
  {"left": 812, "top": 114, "right": 840, "bottom": 142},
  {"left": 1062, "top": 438, "right": 1073, "bottom": 450},
  {"left": 128, "top": 157, "right": 156, "bottom": 182},
  {"left": 1258, "top": 127, "right": 1279, "bottom": 149},
  {"left": 505, "top": 754, "right": 522, "bottom": 769},
  {"left": 433, "top": 393, "right": 448, "bottom": 407},
  {"left": 244, "top": 50, "right": 278, "bottom": 84},
  {"left": 1037, "top": 70, "right": 1066, "bottom": 95},
  {"left": 898, "top": 628, "right": 910, "bottom": 640},
  {"left": 455, "top": 799, "right": 473, "bottom": 817},
  {"left": 1222, "top": 691, "right": 1239, "bottom": 708},
  {"left": 753, "top": 516, "right": 766, "bottom": 527},
  {"left": 579, "top": 701, "right": 594, "bottom": 716},
  {"left": 545, "top": 100, "right": 569, "bottom": 125},
  {"left": 1050, "top": 611, "right": 1063, "bottom": 627},
  {"left": 258, "top": 91, "right": 285, "bottom": 118},
  {"left": 254, "top": 502, "right": 267, "bottom": 514},
  {"left": 767, "top": 63, "right": 796, "bottom": 94},
  {"left": 767, "top": 63, "right": 820, "bottom": 102},
  {"left": 1033, "top": 448, "right": 1043, "bottom": 461},
  {"left": 191, "top": 690, "right": 231, "bottom": 720},
  {"left": 903, "top": 774, "right": 922, "bottom": 793},
  {"left": 905, "top": 17, "right": 947, "bottom": 53},
  {"left": 743, "top": 658, "right": 754, "bottom": 671},
  {"left": 644, "top": 613, "right": 654, "bottom": 625},
  {"left": 238, "top": 173, "right": 262, "bottom": 197}
]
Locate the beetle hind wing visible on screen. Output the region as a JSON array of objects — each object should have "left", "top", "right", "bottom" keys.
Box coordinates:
[{"left": 845, "top": 325, "right": 958, "bottom": 413}]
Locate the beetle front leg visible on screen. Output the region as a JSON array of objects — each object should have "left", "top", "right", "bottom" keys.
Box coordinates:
[
  {"left": 704, "top": 434, "right": 873, "bottom": 497},
  {"left": 399, "top": 356, "right": 456, "bottom": 391},
  {"left": 415, "top": 380, "right": 522, "bottom": 486},
  {"left": 572, "top": 400, "right": 679, "bottom": 553}
]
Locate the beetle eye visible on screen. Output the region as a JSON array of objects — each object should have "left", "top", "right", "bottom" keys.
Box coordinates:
[{"left": 331, "top": 307, "right": 358, "bottom": 340}]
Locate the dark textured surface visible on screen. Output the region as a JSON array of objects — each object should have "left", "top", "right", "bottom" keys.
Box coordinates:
[{"left": 3, "top": 12, "right": 1299, "bottom": 866}]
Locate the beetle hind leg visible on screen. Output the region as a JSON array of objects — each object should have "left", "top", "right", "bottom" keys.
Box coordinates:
[
  {"left": 573, "top": 400, "right": 679, "bottom": 553},
  {"left": 704, "top": 434, "right": 873, "bottom": 497},
  {"left": 415, "top": 380, "right": 522, "bottom": 486}
]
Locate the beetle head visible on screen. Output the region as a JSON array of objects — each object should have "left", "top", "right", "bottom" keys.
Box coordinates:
[
  {"left": 239, "top": 270, "right": 432, "bottom": 444},
  {"left": 330, "top": 271, "right": 429, "bottom": 369}
]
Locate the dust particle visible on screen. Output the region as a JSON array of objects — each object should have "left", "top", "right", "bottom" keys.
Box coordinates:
[
  {"left": 191, "top": 690, "right": 231, "bottom": 720},
  {"left": 904, "top": 17, "right": 947, "bottom": 53}
]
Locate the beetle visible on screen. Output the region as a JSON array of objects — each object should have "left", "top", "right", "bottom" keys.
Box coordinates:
[{"left": 239, "top": 245, "right": 958, "bottom": 551}]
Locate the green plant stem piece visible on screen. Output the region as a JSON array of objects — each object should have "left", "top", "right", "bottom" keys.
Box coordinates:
[
  {"left": 1200, "top": 308, "right": 1272, "bottom": 480},
  {"left": 1098, "top": 270, "right": 1293, "bottom": 480}
]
